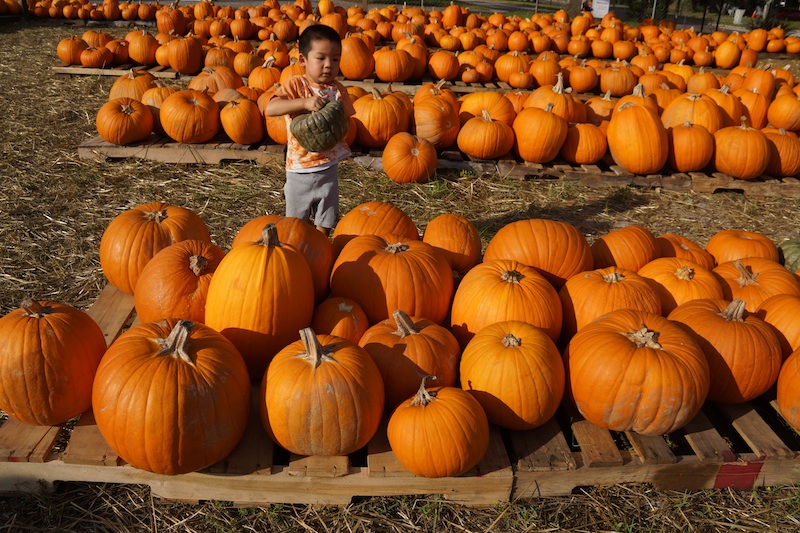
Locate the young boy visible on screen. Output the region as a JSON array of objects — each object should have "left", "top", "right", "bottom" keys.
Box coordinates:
[{"left": 265, "top": 24, "right": 356, "bottom": 236}]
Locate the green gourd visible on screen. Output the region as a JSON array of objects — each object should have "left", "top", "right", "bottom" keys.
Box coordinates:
[
  {"left": 779, "top": 238, "right": 800, "bottom": 273},
  {"left": 290, "top": 99, "right": 348, "bottom": 152}
]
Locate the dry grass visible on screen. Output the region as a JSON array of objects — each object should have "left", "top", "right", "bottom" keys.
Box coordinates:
[{"left": 2, "top": 18, "right": 800, "bottom": 533}]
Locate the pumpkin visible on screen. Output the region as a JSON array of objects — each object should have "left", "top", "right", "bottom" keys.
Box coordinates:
[
  {"left": 260, "top": 328, "right": 384, "bottom": 456},
  {"left": 656, "top": 234, "right": 716, "bottom": 270},
  {"left": 0, "top": 299, "right": 106, "bottom": 426},
  {"left": 92, "top": 319, "right": 251, "bottom": 475},
  {"left": 767, "top": 94, "right": 800, "bottom": 132},
  {"left": 221, "top": 99, "right": 265, "bottom": 145},
  {"left": 340, "top": 34, "right": 375, "bottom": 80},
  {"left": 99, "top": 202, "right": 212, "bottom": 296},
  {"left": 133, "top": 240, "right": 225, "bottom": 324},
  {"left": 450, "top": 259, "right": 562, "bottom": 347},
  {"left": 457, "top": 91, "right": 516, "bottom": 127},
  {"left": 607, "top": 102, "right": 668, "bottom": 175},
  {"left": 413, "top": 96, "right": 459, "bottom": 149},
  {"left": 779, "top": 238, "right": 800, "bottom": 273},
  {"left": 330, "top": 234, "right": 454, "bottom": 325},
  {"left": 96, "top": 97, "right": 154, "bottom": 146},
  {"left": 141, "top": 84, "right": 178, "bottom": 136},
  {"left": 713, "top": 258, "right": 800, "bottom": 313},
  {"left": 387, "top": 377, "right": 489, "bottom": 478},
  {"left": 460, "top": 320, "right": 564, "bottom": 430},
  {"left": 160, "top": 89, "right": 221, "bottom": 144},
  {"left": 381, "top": 132, "right": 437, "bottom": 184},
  {"left": 167, "top": 35, "right": 204, "bottom": 75},
  {"left": 204, "top": 224, "right": 315, "bottom": 378},
  {"left": 661, "top": 93, "right": 725, "bottom": 135},
  {"left": 421, "top": 213, "right": 482, "bottom": 281},
  {"left": 667, "top": 122, "right": 715, "bottom": 173},
  {"left": 705, "top": 229, "right": 779, "bottom": 265},
  {"left": 777, "top": 348, "right": 800, "bottom": 432},
  {"left": 457, "top": 110, "right": 515, "bottom": 160},
  {"left": 764, "top": 128, "right": 800, "bottom": 178},
  {"left": 232, "top": 214, "right": 333, "bottom": 303},
  {"left": 668, "top": 299, "right": 782, "bottom": 404},
  {"left": 352, "top": 88, "right": 411, "bottom": 148},
  {"left": 757, "top": 294, "right": 800, "bottom": 360},
  {"left": 714, "top": 117, "right": 770, "bottom": 180},
  {"left": 108, "top": 69, "right": 156, "bottom": 101},
  {"left": 512, "top": 103, "right": 568, "bottom": 163},
  {"left": 591, "top": 224, "right": 659, "bottom": 272},
  {"left": 57, "top": 36, "right": 89, "bottom": 65},
  {"left": 638, "top": 257, "right": 725, "bottom": 315},
  {"left": 289, "top": 99, "right": 349, "bottom": 152},
  {"left": 559, "top": 122, "right": 607, "bottom": 165},
  {"left": 331, "top": 200, "right": 418, "bottom": 258},
  {"left": 359, "top": 309, "right": 460, "bottom": 410},
  {"left": 311, "top": 297, "right": 369, "bottom": 344},
  {"left": 483, "top": 218, "right": 593, "bottom": 288},
  {"left": 565, "top": 308, "right": 710, "bottom": 435}
]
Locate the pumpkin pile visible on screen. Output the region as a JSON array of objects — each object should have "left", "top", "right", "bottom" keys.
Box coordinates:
[{"left": 3, "top": 198, "right": 800, "bottom": 478}]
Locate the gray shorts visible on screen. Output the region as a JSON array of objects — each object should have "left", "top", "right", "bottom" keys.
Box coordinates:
[{"left": 284, "top": 165, "right": 339, "bottom": 229}]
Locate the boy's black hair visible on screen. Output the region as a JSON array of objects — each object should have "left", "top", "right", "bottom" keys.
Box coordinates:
[{"left": 298, "top": 24, "right": 342, "bottom": 57}]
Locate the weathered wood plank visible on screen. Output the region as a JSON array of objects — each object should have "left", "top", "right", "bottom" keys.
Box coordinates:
[{"left": 717, "top": 402, "right": 795, "bottom": 459}]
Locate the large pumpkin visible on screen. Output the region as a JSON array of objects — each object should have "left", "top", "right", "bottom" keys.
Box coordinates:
[
  {"left": 387, "top": 377, "right": 489, "bottom": 478},
  {"left": 290, "top": 99, "right": 349, "bottom": 152},
  {"left": 331, "top": 200, "right": 418, "bottom": 257},
  {"left": 204, "top": 224, "right": 315, "bottom": 378},
  {"left": 99, "top": 202, "right": 212, "bottom": 296},
  {"left": 607, "top": 101, "right": 668, "bottom": 175},
  {"left": 96, "top": 97, "right": 154, "bottom": 146},
  {"left": 359, "top": 309, "right": 460, "bottom": 410},
  {"left": 92, "top": 319, "right": 251, "bottom": 475},
  {"left": 566, "top": 308, "right": 709, "bottom": 435},
  {"left": 0, "top": 300, "right": 106, "bottom": 426},
  {"left": 705, "top": 228, "right": 779, "bottom": 265},
  {"left": 512, "top": 103, "right": 568, "bottom": 163},
  {"left": 637, "top": 257, "right": 725, "bottom": 315},
  {"left": 421, "top": 213, "right": 482, "bottom": 281},
  {"left": 261, "top": 328, "right": 384, "bottom": 456},
  {"left": 460, "top": 320, "right": 565, "bottom": 430},
  {"left": 311, "top": 297, "right": 369, "bottom": 344},
  {"left": 777, "top": 348, "right": 800, "bottom": 432},
  {"left": 330, "top": 234, "right": 454, "bottom": 325},
  {"left": 668, "top": 298, "right": 782, "bottom": 404},
  {"left": 655, "top": 234, "right": 716, "bottom": 270},
  {"left": 159, "top": 88, "right": 221, "bottom": 144},
  {"left": 381, "top": 132, "right": 438, "bottom": 184},
  {"left": 591, "top": 224, "right": 658, "bottom": 272},
  {"left": 713, "top": 257, "right": 800, "bottom": 312},
  {"left": 352, "top": 88, "right": 411, "bottom": 148},
  {"left": 713, "top": 117, "right": 770, "bottom": 180}
]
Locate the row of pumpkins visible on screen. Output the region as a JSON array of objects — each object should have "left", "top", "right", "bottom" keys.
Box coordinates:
[
  {"left": 2, "top": 199, "right": 800, "bottom": 478},
  {"left": 92, "top": 60, "right": 800, "bottom": 181},
  {"left": 48, "top": 0, "right": 800, "bottom": 73}
]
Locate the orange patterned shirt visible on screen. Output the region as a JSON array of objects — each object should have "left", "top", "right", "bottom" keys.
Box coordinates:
[{"left": 271, "top": 75, "right": 355, "bottom": 172}]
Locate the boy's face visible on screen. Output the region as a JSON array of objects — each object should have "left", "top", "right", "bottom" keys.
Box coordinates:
[{"left": 300, "top": 39, "right": 341, "bottom": 85}]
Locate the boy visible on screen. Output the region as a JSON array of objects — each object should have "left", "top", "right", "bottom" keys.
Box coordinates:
[{"left": 265, "top": 24, "right": 356, "bottom": 236}]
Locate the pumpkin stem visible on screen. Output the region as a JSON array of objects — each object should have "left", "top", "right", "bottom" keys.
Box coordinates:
[
  {"left": 20, "top": 298, "right": 50, "bottom": 317},
  {"left": 625, "top": 325, "right": 663, "bottom": 349},
  {"left": 157, "top": 320, "right": 195, "bottom": 363},
  {"left": 675, "top": 265, "right": 695, "bottom": 281},
  {"left": 733, "top": 259, "right": 759, "bottom": 286},
  {"left": 392, "top": 309, "right": 420, "bottom": 337},
  {"left": 501, "top": 269, "right": 524, "bottom": 284},
  {"left": 501, "top": 333, "right": 522, "bottom": 348},
  {"left": 602, "top": 271, "right": 626, "bottom": 283},
  {"left": 481, "top": 109, "right": 492, "bottom": 122},
  {"left": 338, "top": 300, "right": 354, "bottom": 313},
  {"left": 409, "top": 375, "right": 438, "bottom": 407},
  {"left": 145, "top": 208, "right": 169, "bottom": 223},
  {"left": 299, "top": 327, "right": 334, "bottom": 368},
  {"left": 188, "top": 254, "right": 208, "bottom": 276},
  {"left": 257, "top": 223, "right": 282, "bottom": 247},
  {"left": 386, "top": 242, "right": 410, "bottom": 254},
  {"left": 719, "top": 299, "right": 747, "bottom": 322}
]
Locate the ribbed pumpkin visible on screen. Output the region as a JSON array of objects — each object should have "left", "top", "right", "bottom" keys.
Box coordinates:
[
  {"left": 0, "top": 299, "right": 106, "bottom": 426},
  {"left": 232, "top": 214, "right": 333, "bottom": 303},
  {"left": 133, "top": 239, "right": 225, "bottom": 324},
  {"left": 141, "top": 84, "right": 178, "bottom": 136},
  {"left": 387, "top": 378, "right": 489, "bottom": 478},
  {"left": 331, "top": 200, "right": 418, "bottom": 258},
  {"left": 591, "top": 224, "right": 659, "bottom": 272},
  {"left": 661, "top": 93, "right": 725, "bottom": 134},
  {"left": 559, "top": 122, "right": 607, "bottom": 165},
  {"left": 656, "top": 234, "right": 716, "bottom": 270},
  {"left": 421, "top": 213, "right": 482, "bottom": 281},
  {"left": 483, "top": 218, "right": 593, "bottom": 288},
  {"left": 458, "top": 91, "right": 516, "bottom": 126},
  {"left": 457, "top": 110, "right": 515, "bottom": 160},
  {"left": 221, "top": 98, "right": 265, "bottom": 145},
  {"left": 713, "top": 257, "right": 800, "bottom": 312},
  {"left": 290, "top": 99, "right": 349, "bottom": 152},
  {"left": 767, "top": 94, "right": 800, "bottom": 132},
  {"left": 566, "top": 308, "right": 709, "bottom": 435},
  {"left": 637, "top": 257, "right": 725, "bottom": 315},
  {"left": 108, "top": 69, "right": 156, "bottom": 101},
  {"left": 667, "top": 122, "right": 715, "bottom": 173},
  {"left": 340, "top": 33, "right": 375, "bottom": 80},
  {"left": 92, "top": 319, "right": 251, "bottom": 475},
  {"left": 764, "top": 128, "right": 800, "bottom": 177},
  {"left": 413, "top": 92, "right": 459, "bottom": 149},
  {"left": 713, "top": 117, "right": 770, "bottom": 180},
  {"left": 705, "top": 229, "right": 779, "bottom": 265},
  {"left": 668, "top": 299, "right": 782, "bottom": 404},
  {"left": 382, "top": 132, "right": 437, "bottom": 184},
  {"left": 777, "top": 348, "right": 800, "bottom": 432},
  {"left": 260, "top": 328, "right": 384, "bottom": 456},
  {"left": 311, "top": 297, "right": 369, "bottom": 344},
  {"left": 757, "top": 294, "right": 800, "bottom": 360},
  {"left": 331, "top": 234, "right": 453, "bottom": 325},
  {"left": 99, "top": 202, "right": 212, "bottom": 296},
  {"left": 512, "top": 103, "right": 568, "bottom": 163},
  {"left": 450, "top": 259, "right": 562, "bottom": 347},
  {"left": 204, "top": 224, "right": 315, "bottom": 378},
  {"left": 607, "top": 102, "right": 668, "bottom": 175},
  {"left": 167, "top": 35, "right": 203, "bottom": 75},
  {"left": 359, "top": 309, "right": 460, "bottom": 410},
  {"left": 559, "top": 266, "right": 662, "bottom": 340},
  {"left": 160, "top": 89, "right": 221, "bottom": 144},
  {"left": 460, "top": 320, "right": 564, "bottom": 430},
  {"left": 96, "top": 97, "right": 154, "bottom": 146},
  {"left": 353, "top": 88, "right": 411, "bottom": 148}
]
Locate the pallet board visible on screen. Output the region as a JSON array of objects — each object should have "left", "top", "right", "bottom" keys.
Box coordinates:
[{"left": 1, "top": 286, "right": 800, "bottom": 505}]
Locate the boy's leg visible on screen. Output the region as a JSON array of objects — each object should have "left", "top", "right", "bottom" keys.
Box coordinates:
[
  {"left": 284, "top": 171, "right": 313, "bottom": 224},
  {"left": 313, "top": 165, "right": 339, "bottom": 233}
]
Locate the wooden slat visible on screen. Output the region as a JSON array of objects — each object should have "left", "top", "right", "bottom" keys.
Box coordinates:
[
  {"left": 571, "top": 420, "right": 624, "bottom": 467},
  {"left": 61, "top": 410, "right": 120, "bottom": 466},
  {"left": 84, "top": 284, "right": 135, "bottom": 347},
  {"left": 0, "top": 419, "right": 62, "bottom": 463},
  {"left": 625, "top": 432, "right": 677, "bottom": 465},
  {"left": 717, "top": 402, "right": 795, "bottom": 459},
  {"left": 288, "top": 454, "right": 350, "bottom": 478},
  {"left": 475, "top": 426, "right": 511, "bottom": 476},
  {"left": 682, "top": 409, "right": 736, "bottom": 463},
  {"left": 509, "top": 417, "right": 576, "bottom": 472}
]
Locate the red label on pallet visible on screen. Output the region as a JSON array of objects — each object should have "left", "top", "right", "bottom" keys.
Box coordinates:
[{"left": 713, "top": 460, "right": 764, "bottom": 489}]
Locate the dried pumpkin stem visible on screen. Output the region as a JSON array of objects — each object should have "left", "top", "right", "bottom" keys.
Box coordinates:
[
  {"left": 145, "top": 209, "right": 168, "bottom": 223},
  {"left": 386, "top": 242, "right": 409, "bottom": 254},
  {"left": 258, "top": 223, "right": 282, "bottom": 247},
  {"left": 188, "top": 255, "right": 208, "bottom": 276},
  {"left": 410, "top": 375, "right": 438, "bottom": 407},
  {"left": 719, "top": 299, "right": 747, "bottom": 322},
  {"left": 392, "top": 309, "right": 420, "bottom": 337},
  {"left": 299, "top": 327, "right": 333, "bottom": 368},
  {"left": 21, "top": 298, "right": 49, "bottom": 317},
  {"left": 502, "top": 333, "right": 522, "bottom": 348},
  {"left": 733, "top": 259, "right": 758, "bottom": 286},
  {"left": 602, "top": 271, "right": 626, "bottom": 283},
  {"left": 157, "top": 320, "right": 195, "bottom": 363},
  {"left": 501, "top": 269, "right": 523, "bottom": 283},
  {"left": 675, "top": 265, "right": 695, "bottom": 281},
  {"left": 626, "top": 325, "right": 663, "bottom": 349}
]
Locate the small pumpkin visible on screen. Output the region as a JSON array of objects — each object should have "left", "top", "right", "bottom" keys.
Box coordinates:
[
  {"left": 290, "top": 98, "right": 349, "bottom": 152},
  {"left": 779, "top": 238, "right": 800, "bottom": 273}
]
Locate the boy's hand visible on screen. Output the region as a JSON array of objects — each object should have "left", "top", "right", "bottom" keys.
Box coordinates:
[{"left": 305, "top": 94, "right": 328, "bottom": 112}]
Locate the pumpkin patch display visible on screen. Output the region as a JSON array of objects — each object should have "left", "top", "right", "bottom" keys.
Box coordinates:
[
  {"left": 92, "top": 319, "right": 251, "bottom": 475},
  {"left": 0, "top": 299, "right": 107, "bottom": 426},
  {"left": 261, "top": 328, "right": 384, "bottom": 456},
  {"left": 290, "top": 99, "right": 349, "bottom": 152},
  {"left": 566, "top": 308, "right": 710, "bottom": 435},
  {"left": 387, "top": 377, "right": 489, "bottom": 478},
  {"left": 460, "top": 320, "right": 565, "bottom": 430}
]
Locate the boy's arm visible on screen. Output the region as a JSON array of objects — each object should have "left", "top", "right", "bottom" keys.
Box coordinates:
[{"left": 265, "top": 94, "right": 328, "bottom": 117}]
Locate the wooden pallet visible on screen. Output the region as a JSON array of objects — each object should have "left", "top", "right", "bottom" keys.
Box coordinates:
[
  {"left": 52, "top": 63, "right": 179, "bottom": 79},
  {"left": 1, "top": 285, "right": 800, "bottom": 506}
]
